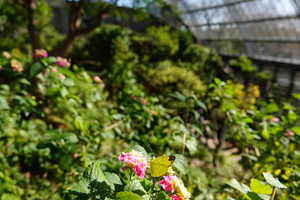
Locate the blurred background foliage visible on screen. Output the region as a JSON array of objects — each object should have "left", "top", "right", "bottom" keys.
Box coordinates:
[{"left": 0, "top": 0, "right": 300, "bottom": 199}]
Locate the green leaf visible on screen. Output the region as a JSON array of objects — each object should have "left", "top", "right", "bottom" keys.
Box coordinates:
[
  {"left": 226, "top": 179, "right": 250, "bottom": 194},
  {"left": 246, "top": 191, "right": 263, "bottom": 200},
  {"left": 61, "top": 132, "right": 78, "bottom": 143},
  {"left": 214, "top": 77, "right": 222, "bottom": 86},
  {"left": 29, "top": 62, "right": 44, "bottom": 79},
  {"left": 291, "top": 127, "right": 300, "bottom": 136},
  {"left": 18, "top": 78, "right": 31, "bottom": 85},
  {"left": 172, "top": 154, "right": 186, "bottom": 175},
  {"left": 60, "top": 155, "right": 73, "bottom": 170},
  {"left": 0, "top": 99, "right": 11, "bottom": 110},
  {"left": 185, "top": 136, "right": 198, "bottom": 155},
  {"left": 0, "top": 84, "right": 10, "bottom": 91},
  {"left": 242, "top": 116, "right": 254, "bottom": 124},
  {"left": 172, "top": 116, "right": 184, "bottom": 124},
  {"left": 191, "top": 124, "right": 203, "bottom": 135},
  {"left": 69, "top": 160, "right": 114, "bottom": 198},
  {"left": 116, "top": 192, "right": 142, "bottom": 200},
  {"left": 292, "top": 93, "right": 300, "bottom": 101},
  {"left": 250, "top": 179, "right": 272, "bottom": 195},
  {"left": 288, "top": 112, "right": 298, "bottom": 121},
  {"left": 168, "top": 91, "right": 186, "bottom": 102},
  {"left": 59, "top": 69, "right": 76, "bottom": 80},
  {"left": 125, "top": 145, "right": 148, "bottom": 160},
  {"left": 156, "top": 191, "right": 171, "bottom": 200},
  {"left": 61, "top": 86, "right": 68, "bottom": 97},
  {"left": 192, "top": 110, "right": 200, "bottom": 120},
  {"left": 265, "top": 103, "right": 279, "bottom": 114},
  {"left": 124, "top": 180, "right": 146, "bottom": 196},
  {"left": 195, "top": 100, "right": 207, "bottom": 112},
  {"left": 263, "top": 172, "right": 287, "bottom": 189},
  {"left": 141, "top": 179, "right": 151, "bottom": 191},
  {"left": 261, "top": 130, "right": 269, "bottom": 140},
  {"left": 104, "top": 172, "right": 122, "bottom": 186},
  {"left": 47, "top": 56, "right": 57, "bottom": 63}
]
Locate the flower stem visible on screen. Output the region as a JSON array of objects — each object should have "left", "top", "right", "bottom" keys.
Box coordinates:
[{"left": 270, "top": 186, "right": 277, "bottom": 200}]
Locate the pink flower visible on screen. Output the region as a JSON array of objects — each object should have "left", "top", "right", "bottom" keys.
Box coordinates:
[
  {"left": 118, "top": 150, "right": 149, "bottom": 179},
  {"left": 33, "top": 49, "right": 48, "bottom": 58},
  {"left": 285, "top": 130, "right": 294, "bottom": 137},
  {"left": 51, "top": 68, "right": 58, "bottom": 73},
  {"left": 151, "top": 110, "right": 157, "bottom": 115},
  {"left": 270, "top": 117, "right": 280, "bottom": 122},
  {"left": 59, "top": 73, "right": 66, "bottom": 80},
  {"left": 0, "top": 65, "right": 3, "bottom": 71},
  {"left": 131, "top": 94, "right": 136, "bottom": 100},
  {"left": 93, "top": 76, "right": 101, "bottom": 83},
  {"left": 3, "top": 51, "right": 11, "bottom": 59},
  {"left": 11, "top": 59, "right": 23, "bottom": 72},
  {"left": 73, "top": 153, "right": 78, "bottom": 159},
  {"left": 140, "top": 97, "right": 147, "bottom": 105},
  {"left": 55, "top": 57, "right": 69, "bottom": 67},
  {"left": 159, "top": 175, "right": 191, "bottom": 200},
  {"left": 100, "top": 83, "right": 105, "bottom": 88},
  {"left": 27, "top": 172, "right": 32, "bottom": 179}
]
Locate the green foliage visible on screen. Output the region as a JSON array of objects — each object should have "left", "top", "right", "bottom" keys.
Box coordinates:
[
  {"left": 142, "top": 61, "right": 206, "bottom": 97},
  {"left": 68, "top": 145, "right": 188, "bottom": 200},
  {"left": 227, "top": 172, "right": 287, "bottom": 200},
  {"left": 229, "top": 56, "right": 257, "bottom": 74}
]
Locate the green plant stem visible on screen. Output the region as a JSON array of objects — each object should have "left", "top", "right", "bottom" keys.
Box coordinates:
[{"left": 270, "top": 186, "right": 277, "bottom": 200}]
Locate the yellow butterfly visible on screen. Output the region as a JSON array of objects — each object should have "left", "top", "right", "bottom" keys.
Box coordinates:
[{"left": 149, "top": 156, "right": 176, "bottom": 177}]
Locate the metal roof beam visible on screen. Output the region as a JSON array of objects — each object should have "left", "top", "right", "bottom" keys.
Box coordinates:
[
  {"left": 186, "top": 0, "right": 254, "bottom": 14},
  {"left": 201, "top": 37, "right": 300, "bottom": 43},
  {"left": 190, "top": 14, "right": 300, "bottom": 27}
]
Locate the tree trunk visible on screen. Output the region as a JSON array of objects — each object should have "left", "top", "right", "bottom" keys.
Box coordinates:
[
  {"left": 50, "top": 32, "right": 77, "bottom": 57},
  {"left": 26, "top": 0, "right": 40, "bottom": 62}
]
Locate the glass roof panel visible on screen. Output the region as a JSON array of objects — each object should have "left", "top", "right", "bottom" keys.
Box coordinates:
[{"left": 173, "top": 0, "right": 300, "bottom": 63}]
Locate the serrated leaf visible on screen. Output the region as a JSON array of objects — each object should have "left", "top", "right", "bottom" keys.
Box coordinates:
[
  {"left": 141, "top": 179, "right": 151, "bottom": 191},
  {"left": 69, "top": 160, "right": 114, "bottom": 198},
  {"left": 29, "top": 62, "right": 44, "bottom": 79},
  {"left": 168, "top": 91, "right": 186, "bottom": 102},
  {"left": 263, "top": 172, "right": 287, "bottom": 189},
  {"left": 124, "top": 180, "right": 146, "bottom": 196},
  {"left": 156, "top": 191, "right": 171, "bottom": 200},
  {"left": 116, "top": 192, "right": 142, "bottom": 200},
  {"left": 172, "top": 154, "right": 186, "bottom": 175},
  {"left": 104, "top": 172, "right": 122, "bottom": 186},
  {"left": 250, "top": 179, "right": 272, "bottom": 195}
]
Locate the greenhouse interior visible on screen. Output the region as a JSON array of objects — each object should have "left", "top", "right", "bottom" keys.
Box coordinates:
[{"left": 1, "top": 0, "right": 300, "bottom": 199}]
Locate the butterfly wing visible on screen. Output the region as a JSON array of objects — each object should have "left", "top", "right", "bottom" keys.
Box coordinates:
[{"left": 149, "top": 156, "right": 176, "bottom": 177}]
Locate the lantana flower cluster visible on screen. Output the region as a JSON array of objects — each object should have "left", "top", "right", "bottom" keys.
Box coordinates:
[
  {"left": 159, "top": 175, "right": 191, "bottom": 200},
  {"left": 33, "top": 49, "right": 48, "bottom": 58},
  {"left": 118, "top": 150, "right": 149, "bottom": 179},
  {"left": 93, "top": 76, "right": 105, "bottom": 88}
]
